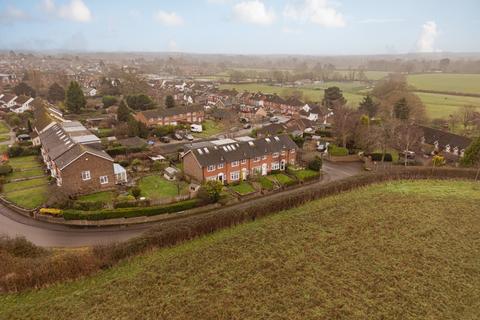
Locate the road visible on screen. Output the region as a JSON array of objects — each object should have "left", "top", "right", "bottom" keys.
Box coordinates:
[{"left": 0, "top": 161, "right": 362, "bottom": 247}]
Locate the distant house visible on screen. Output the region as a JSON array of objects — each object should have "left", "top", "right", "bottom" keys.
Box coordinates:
[
  {"left": 0, "top": 93, "right": 17, "bottom": 109},
  {"left": 182, "top": 135, "right": 298, "bottom": 184},
  {"left": 12, "top": 95, "right": 34, "bottom": 113},
  {"left": 418, "top": 125, "right": 472, "bottom": 158},
  {"left": 83, "top": 87, "right": 97, "bottom": 97},
  {"left": 135, "top": 105, "right": 205, "bottom": 127}
]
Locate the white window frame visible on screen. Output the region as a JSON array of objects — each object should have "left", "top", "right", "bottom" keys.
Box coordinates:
[
  {"left": 254, "top": 157, "right": 261, "bottom": 162},
  {"left": 262, "top": 155, "right": 267, "bottom": 160},
  {"left": 241, "top": 159, "right": 247, "bottom": 164},
  {"left": 81, "top": 170, "right": 91, "bottom": 181},
  {"left": 217, "top": 163, "right": 224, "bottom": 169},
  {"left": 281, "top": 151, "right": 286, "bottom": 156},
  {"left": 207, "top": 165, "right": 216, "bottom": 172},
  {"left": 99, "top": 175, "right": 109, "bottom": 185},
  {"left": 230, "top": 171, "right": 240, "bottom": 181},
  {"left": 231, "top": 160, "right": 239, "bottom": 167},
  {"left": 271, "top": 162, "right": 280, "bottom": 170},
  {"left": 290, "top": 149, "right": 296, "bottom": 153}
]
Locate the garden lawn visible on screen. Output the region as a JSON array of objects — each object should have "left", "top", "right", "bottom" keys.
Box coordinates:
[
  {"left": 8, "top": 168, "right": 45, "bottom": 180},
  {"left": 267, "top": 173, "right": 295, "bottom": 186},
  {"left": 7, "top": 156, "right": 42, "bottom": 170},
  {"left": 0, "top": 134, "right": 10, "bottom": 143},
  {"left": 0, "top": 121, "right": 10, "bottom": 134},
  {"left": 193, "top": 119, "right": 224, "bottom": 138},
  {"left": 258, "top": 176, "right": 274, "bottom": 190},
  {"left": 138, "top": 175, "right": 187, "bottom": 200},
  {"left": 78, "top": 191, "right": 116, "bottom": 203},
  {"left": 2, "top": 177, "right": 49, "bottom": 193},
  {"left": 230, "top": 181, "right": 256, "bottom": 195},
  {"left": 1, "top": 180, "right": 479, "bottom": 319},
  {"left": 3, "top": 185, "right": 48, "bottom": 209},
  {"left": 291, "top": 169, "right": 320, "bottom": 181}
]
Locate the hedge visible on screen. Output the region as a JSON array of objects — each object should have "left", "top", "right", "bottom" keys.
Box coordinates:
[
  {"left": 63, "top": 199, "right": 198, "bottom": 220},
  {"left": 0, "top": 164, "right": 13, "bottom": 176},
  {"left": 369, "top": 153, "right": 393, "bottom": 162},
  {"left": 328, "top": 145, "right": 349, "bottom": 156}
]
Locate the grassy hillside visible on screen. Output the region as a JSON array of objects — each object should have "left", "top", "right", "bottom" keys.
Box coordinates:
[
  {"left": 407, "top": 73, "right": 480, "bottom": 95},
  {"left": 417, "top": 92, "right": 480, "bottom": 119},
  {"left": 1, "top": 180, "right": 479, "bottom": 319}
]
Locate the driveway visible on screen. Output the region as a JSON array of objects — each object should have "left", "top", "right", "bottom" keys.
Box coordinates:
[{"left": 0, "top": 161, "right": 362, "bottom": 247}]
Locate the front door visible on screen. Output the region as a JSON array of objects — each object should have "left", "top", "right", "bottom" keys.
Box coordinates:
[
  {"left": 280, "top": 160, "right": 286, "bottom": 170},
  {"left": 241, "top": 168, "right": 248, "bottom": 180},
  {"left": 261, "top": 163, "right": 268, "bottom": 176},
  {"left": 217, "top": 173, "right": 224, "bottom": 184}
]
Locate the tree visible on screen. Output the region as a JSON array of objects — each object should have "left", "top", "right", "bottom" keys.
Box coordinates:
[
  {"left": 393, "top": 124, "right": 422, "bottom": 166},
  {"left": 307, "top": 156, "right": 323, "bottom": 171},
  {"left": 165, "top": 95, "right": 175, "bottom": 109},
  {"left": 102, "top": 95, "right": 118, "bottom": 108},
  {"left": 117, "top": 100, "right": 131, "bottom": 122},
  {"left": 198, "top": 180, "right": 223, "bottom": 204},
  {"left": 332, "top": 104, "right": 358, "bottom": 148},
  {"left": 14, "top": 82, "right": 36, "bottom": 97},
  {"left": 323, "top": 87, "right": 346, "bottom": 109},
  {"left": 65, "top": 81, "right": 86, "bottom": 114},
  {"left": 439, "top": 58, "right": 450, "bottom": 72},
  {"left": 47, "top": 83, "right": 65, "bottom": 103},
  {"left": 460, "top": 136, "right": 480, "bottom": 167},
  {"left": 131, "top": 186, "right": 141, "bottom": 199},
  {"left": 126, "top": 94, "right": 155, "bottom": 110},
  {"left": 358, "top": 95, "right": 378, "bottom": 118},
  {"left": 393, "top": 98, "right": 410, "bottom": 120},
  {"left": 456, "top": 105, "right": 476, "bottom": 130}
]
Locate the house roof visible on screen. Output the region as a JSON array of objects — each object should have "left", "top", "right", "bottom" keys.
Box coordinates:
[
  {"left": 54, "top": 143, "right": 113, "bottom": 170},
  {"left": 117, "top": 136, "right": 147, "bottom": 148},
  {"left": 256, "top": 123, "right": 286, "bottom": 136},
  {"left": 15, "top": 95, "right": 33, "bottom": 105},
  {"left": 185, "top": 134, "right": 297, "bottom": 167},
  {"left": 1, "top": 93, "right": 16, "bottom": 103},
  {"left": 418, "top": 125, "right": 472, "bottom": 150},
  {"left": 33, "top": 104, "right": 55, "bottom": 133}
]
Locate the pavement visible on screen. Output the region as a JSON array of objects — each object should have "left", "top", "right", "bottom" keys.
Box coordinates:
[{"left": 0, "top": 161, "right": 363, "bottom": 247}]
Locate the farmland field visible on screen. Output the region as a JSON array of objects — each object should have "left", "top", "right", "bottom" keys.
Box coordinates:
[
  {"left": 416, "top": 92, "right": 480, "bottom": 119},
  {"left": 2, "top": 180, "right": 478, "bottom": 319},
  {"left": 407, "top": 73, "right": 480, "bottom": 94}
]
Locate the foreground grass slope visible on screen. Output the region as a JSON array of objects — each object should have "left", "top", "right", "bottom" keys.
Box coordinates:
[{"left": 1, "top": 180, "right": 479, "bottom": 319}]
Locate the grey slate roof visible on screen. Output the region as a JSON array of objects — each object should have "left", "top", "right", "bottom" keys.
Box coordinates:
[
  {"left": 139, "top": 105, "right": 203, "bottom": 120},
  {"left": 54, "top": 143, "right": 113, "bottom": 170},
  {"left": 418, "top": 125, "right": 472, "bottom": 150},
  {"left": 186, "top": 134, "right": 297, "bottom": 167}
]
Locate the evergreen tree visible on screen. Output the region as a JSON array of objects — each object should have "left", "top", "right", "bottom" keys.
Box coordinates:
[
  {"left": 358, "top": 95, "right": 378, "bottom": 118},
  {"left": 322, "top": 86, "right": 346, "bottom": 109},
  {"left": 460, "top": 136, "right": 480, "bottom": 167},
  {"left": 165, "top": 95, "right": 175, "bottom": 108},
  {"left": 117, "top": 100, "right": 131, "bottom": 122},
  {"left": 393, "top": 98, "right": 410, "bottom": 120},
  {"left": 65, "top": 81, "right": 86, "bottom": 114},
  {"left": 14, "top": 82, "right": 36, "bottom": 97},
  {"left": 47, "top": 83, "right": 65, "bottom": 103}
]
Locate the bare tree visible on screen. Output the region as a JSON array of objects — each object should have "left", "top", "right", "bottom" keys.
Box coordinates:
[
  {"left": 332, "top": 104, "right": 359, "bottom": 148},
  {"left": 393, "top": 123, "right": 423, "bottom": 166}
]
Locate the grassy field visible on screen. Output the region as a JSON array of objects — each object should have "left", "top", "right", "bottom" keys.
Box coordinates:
[
  {"left": 219, "top": 83, "right": 365, "bottom": 106},
  {"left": 407, "top": 73, "right": 480, "bottom": 94},
  {"left": 138, "top": 175, "right": 187, "bottom": 200},
  {"left": 3, "top": 186, "right": 49, "bottom": 209},
  {"left": 415, "top": 92, "right": 480, "bottom": 119},
  {"left": 1, "top": 180, "right": 479, "bottom": 319}
]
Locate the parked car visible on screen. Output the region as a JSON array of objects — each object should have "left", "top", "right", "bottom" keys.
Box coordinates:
[
  {"left": 160, "top": 136, "right": 171, "bottom": 143},
  {"left": 185, "top": 134, "right": 194, "bottom": 141},
  {"left": 270, "top": 116, "right": 279, "bottom": 123},
  {"left": 190, "top": 124, "right": 203, "bottom": 132},
  {"left": 243, "top": 123, "right": 252, "bottom": 129},
  {"left": 173, "top": 133, "right": 183, "bottom": 141}
]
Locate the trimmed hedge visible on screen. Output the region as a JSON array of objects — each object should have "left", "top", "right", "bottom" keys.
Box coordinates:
[
  {"left": 369, "top": 153, "right": 393, "bottom": 162},
  {"left": 63, "top": 199, "right": 198, "bottom": 220}
]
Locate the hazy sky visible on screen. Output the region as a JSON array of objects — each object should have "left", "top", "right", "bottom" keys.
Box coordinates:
[{"left": 0, "top": 0, "right": 479, "bottom": 54}]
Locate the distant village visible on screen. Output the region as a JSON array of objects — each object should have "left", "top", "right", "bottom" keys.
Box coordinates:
[{"left": 0, "top": 51, "right": 477, "bottom": 213}]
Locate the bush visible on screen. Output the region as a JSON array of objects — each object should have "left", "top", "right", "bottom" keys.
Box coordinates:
[
  {"left": 307, "top": 156, "right": 323, "bottom": 171},
  {"left": 0, "top": 164, "right": 13, "bottom": 176},
  {"left": 328, "top": 145, "right": 348, "bottom": 156},
  {"left": 131, "top": 186, "right": 141, "bottom": 199},
  {"left": 39, "top": 208, "right": 63, "bottom": 216},
  {"left": 369, "top": 153, "right": 393, "bottom": 162},
  {"left": 72, "top": 201, "right": 104, "bottom": 211},
  {"left": 7, "top": 145, "right": 40, "bottom": 158},
  {"left": 198, "top": 181, "right": 223, "bottom": 204},
  {"left": 63, "top": 199, "right": 198, "bottom": 220},
  {"left": 102, "top": 95, "right": 118, "bottom": 108}
]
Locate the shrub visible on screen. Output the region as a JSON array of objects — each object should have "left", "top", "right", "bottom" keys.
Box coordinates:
[
  {"left": 307, "top": 156, "right": 323, "bottom": 171},
  {"left": 102, "top": 95, "right": 118, "bottom": 108},
  {"left": 369, "top": 153, "right": 393, "bottom": 162},
  {"left": 39, "top": 208, "right": 63, "bottom": 216},
  {"left": 0, "top": 164, "right": 13, "bottom": 176},
  {"left": 7, "top": 145, "right": 40, "bottom": 158},
  {"left": 198, "top": 181, "right": 223, "bottom": 204},
  {"left": 63, "top": 199, "right": 198, "bottom": 220},
  {"left": 328, "top": 145, "right": 348, "bottom": 156},
  {"left": 72, "top": 201, "right": 104, "bottom": 211},
  {"left": 131, "top": 186, "right": 141, "bottom": 199}
]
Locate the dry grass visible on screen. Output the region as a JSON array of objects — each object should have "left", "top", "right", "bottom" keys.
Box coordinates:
[{"left": 1, "top": 180, "right": 479, "bottom": 319}]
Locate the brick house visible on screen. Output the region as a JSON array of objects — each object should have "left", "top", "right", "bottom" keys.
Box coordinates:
[
  {"left": 135, "top": 105, "right": 204, "bottom": 127},
  {"left": 182, "top": 135, "right": 298, "bottom": 184}
]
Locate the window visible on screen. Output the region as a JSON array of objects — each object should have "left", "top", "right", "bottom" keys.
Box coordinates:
[
  {"left": 207, "top": 165, "right": 216, "bottom": 172},
  {"left": 271, "top": 162, "right": 280, "bottom": 170},
  {"left": 231, "top": 160, "right": 239, "bottom": 167},
  {"left": 99, "top": 175, "right": 109, "bottom": 184},
  {"left": 254, "top": 157, "right": 261, "bottom": 162},
  {"left": 81, "top": 170, "right": 91, "bottom": 181},
  {"left": 290, "top": 149, "right": 296, "bottom": 153},
  {"left": 281, "top": 151, "right": 286, "bottom": 156},
  {"left": 262, "top": 155, "right": 267, "bottom": 160},
  {"left": 206, "top": 176, "right": 216, "bottom": 182},
  {"left": 241, "top": 159, "right": 247, "bottom": 164},
  {"left": 217, "top": 163, "right": 224, "bottom": 169},
  {"left": 253, "top": 167, "right": 261, "bottom": 174},
  {"left": 230, "top": 171, "right": 240, "bottom": 181},
  {"left": 272, "top": 152, "right": 279, "bottom": 158}
]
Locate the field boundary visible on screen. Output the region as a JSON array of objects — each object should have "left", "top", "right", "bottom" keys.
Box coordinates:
[{"left": 412, "top": 89, "right": 480, "bottom": 98}]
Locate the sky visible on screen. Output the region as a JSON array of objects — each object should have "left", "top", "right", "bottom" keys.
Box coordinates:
[{"left": 0, "top": 0, "right": 479, "bottom": 55}]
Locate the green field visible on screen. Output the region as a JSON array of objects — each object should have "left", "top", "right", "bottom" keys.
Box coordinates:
[
  {"left": 1, "top": 180, "right": 479, "bottom": 319},
  {"left": 3, "top": 186, "right": 48, "bottom": 209},
  {"left": 416, "top": 92, "right": 480, "bottom": 119},
  {"left": 407, "top": 73, "right": 480, "bottom": 94},
  {"left": 219, "top": 83, "right": 365, "bottom": 106}
]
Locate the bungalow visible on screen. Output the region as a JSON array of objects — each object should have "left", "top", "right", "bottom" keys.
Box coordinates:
[
  {"left": 0, "top": 93, "right": 17, "bottom": 109},
  {"left": 11, "top": 95, "right": 34, "bottom": 113},
  {"left": 182, "top": 134, "right": 298, "bottom": 184},
  {"left": 135, "top": 105, "right": 204, "bottom": 127},
  {"left": 83, "top": 87, "right": 97, "bottom": 97},
  {"left": 418, "top": 125, "right": 472, "bottom": 158}
]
